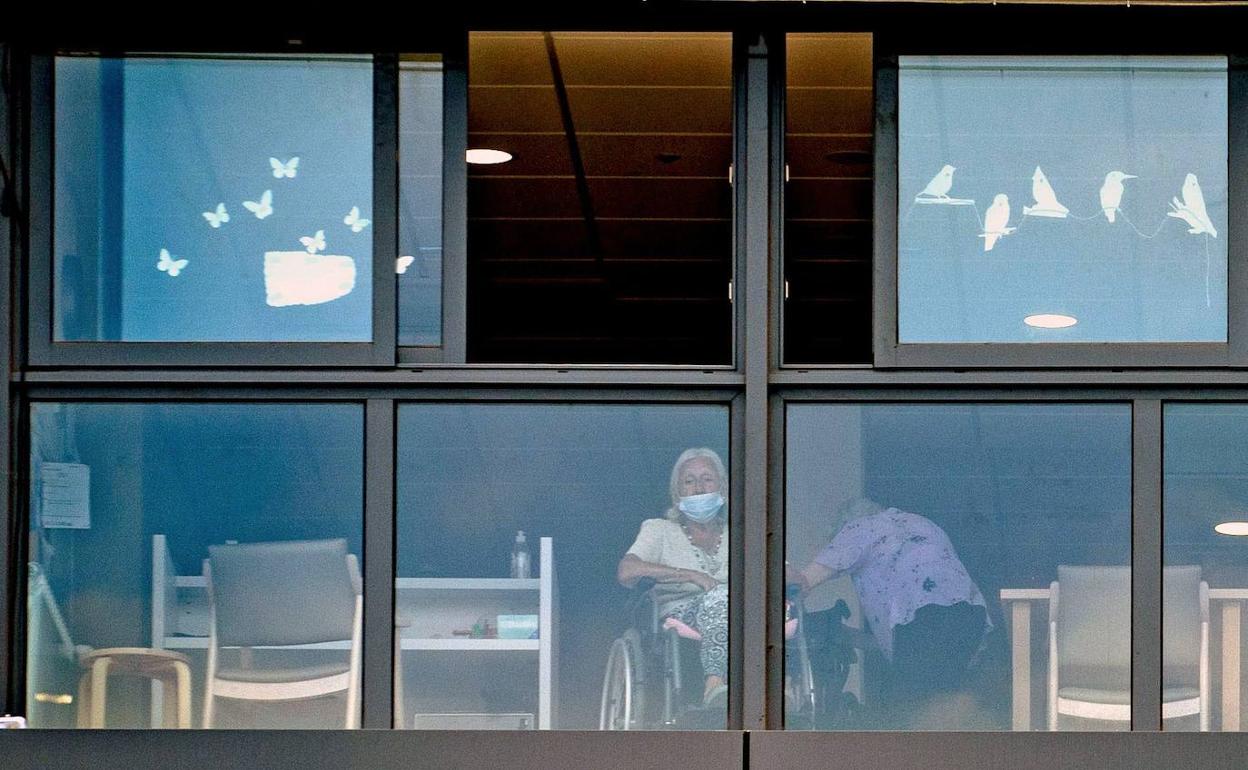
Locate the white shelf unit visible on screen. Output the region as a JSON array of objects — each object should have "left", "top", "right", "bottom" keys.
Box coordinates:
[{"left": 151, "top": 535, "right": 558, "bottom": 728}]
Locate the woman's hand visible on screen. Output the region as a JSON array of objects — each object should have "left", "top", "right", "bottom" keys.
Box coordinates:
[{"left": 684, "top": 570, "right": 719, "bottom": 592}]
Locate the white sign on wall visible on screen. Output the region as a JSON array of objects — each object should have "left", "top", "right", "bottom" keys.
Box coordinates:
[{"left": 40, "top": 462, "right": 91, "bottom": 529}]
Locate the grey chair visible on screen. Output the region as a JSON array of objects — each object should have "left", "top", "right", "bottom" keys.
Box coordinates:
[
  {"left": 1047, "top": 565, "right": 1208, "bottom": 730},
  {"left": 203, "top": 539, "right": 362, "bottom": 728}
]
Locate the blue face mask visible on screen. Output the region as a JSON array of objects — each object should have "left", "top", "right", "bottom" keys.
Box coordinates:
[{"left": 678, "top": 492, "right": 724, "bottom": 522}]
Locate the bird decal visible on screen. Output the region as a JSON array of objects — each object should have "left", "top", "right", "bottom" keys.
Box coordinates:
[
  {"left": 1167, "top": 173, "right": 1217, "bottom": 238},
  {"left": 1099, "top": 171, "right": 1136, "bottom": 223},
  {"left": 979, "top": 194, "right": 1016, "bottom": 252},
  {"left": 1023, "top": 166, "right": 1069, "bottom": 218}
]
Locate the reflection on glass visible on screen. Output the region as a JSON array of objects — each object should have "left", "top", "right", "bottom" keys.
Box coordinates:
[
  {"left": 396, "top": 403, "right": 729, "bottom": 729},
  {"left": 1163, "top": 403, "right": 1248, "bottom": 731},
  {"left": 54, "top": 55, "right": 374, "bottom": 342},
  {"left": 25, "top": 403, "right": 363, "bottom": 728},
  {"left": 398, "top": 56, "right": 445, "bottom": 347},
  {"left": 784, "top": 403, "right": 1131, "bottom": 730},
  {"left": 898, "top": 57, "right": 1228, "bottom": 343}
]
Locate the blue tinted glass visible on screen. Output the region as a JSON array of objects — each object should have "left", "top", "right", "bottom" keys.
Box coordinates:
[
  {"left": 785, "top": 403, "right": 1131, "bottom": 730},
  {"left": 398, "top": 58, "right": 444, "bottom": 347},
  {"left": 1164, "top": 404, "right": 1248, "bottom": 731},
  {"left": 25, "top": 403, "right": 364, "bottom": 728},
  {"left": 397, "top": 403, "right": 729, "bottom": 729},
  {"left": 898, "top": 57, "right": 1227, "bottom": 343},
  {"left": 54, "top": 56, "right": 374, "bottom": 342}
]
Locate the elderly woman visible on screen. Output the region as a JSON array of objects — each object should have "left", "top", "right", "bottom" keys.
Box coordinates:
[{"left": 617, "top": 447, "right": 729, "bottom": 707}]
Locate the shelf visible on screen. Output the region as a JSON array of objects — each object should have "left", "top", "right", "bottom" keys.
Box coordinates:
[
  {"left": 401, "top": 638, "right": 540, "bottom": 651},
  {"left": 397, "top": 578, "right": 539, "bottom": 591}
]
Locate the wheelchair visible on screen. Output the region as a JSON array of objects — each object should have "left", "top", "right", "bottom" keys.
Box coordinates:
[{"left": 598, "top": 581, "right": 849, "bottom": 730}]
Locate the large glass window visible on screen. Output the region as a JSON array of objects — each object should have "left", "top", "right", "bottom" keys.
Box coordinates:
[
  {"left": 466, "top": 32, "right": 734, "bottom": 364},
  {"left": 25, "top": 403, "right": 364, "bottom": 729},
  {"left": 398, "top": 55, "right": 445, "bottom": 347},
  {"left": 54, "top": 55, "right": 374, "bottom": 342},
  {"left": 1164, "top": 403, "right": 1248, "bottom": 731},
  {"left": 784, "top": 403, "right": 1131, "bottom": 730},
  {"left": 898, "top": 57, "right": 1227, "bottom": 344},
  {"left": 784, "top": 33, "right": 874, "bottom": 364},
  {"left": 396, "top": 403, "right": 729, "bottom": 729}
]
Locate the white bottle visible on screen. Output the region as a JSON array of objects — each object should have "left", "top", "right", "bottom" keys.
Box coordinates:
[{"left": 511, "top": 530, "right": 531, "bottom": 579}]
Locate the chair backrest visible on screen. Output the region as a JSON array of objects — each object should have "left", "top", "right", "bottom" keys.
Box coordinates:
[
  {"left": 207, "top": 538, "right": 358, "bottom": 647},
  {"left": 1162, "top": 564, "right": 1203, "bottom": 687},
  {"left": 1055, "top": 565, "right": 1130, "bottom": 692}
]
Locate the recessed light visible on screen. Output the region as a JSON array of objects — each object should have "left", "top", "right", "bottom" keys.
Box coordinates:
[
  {"left": 1215, "top": 521, "right": 1248, "bottom": 536},
  {"left": 466, "top": 149, "right": 513, "bottom": 165},
  {"left": 1024, "top": 313, "right": 1078, "bottom": 329}
]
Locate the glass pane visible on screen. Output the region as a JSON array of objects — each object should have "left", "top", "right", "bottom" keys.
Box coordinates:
[
  {"left": 54, "top": 55, "right": 374, "bottom": 342},
  {"left": 784, "top": 403, "right": 1131, "bottom": 730},
  {"left": 396, "top": 403, "right": 729, "bottom": 729},
  {"left": 898, "top": 57, "right": 1227, "bottom": 344},
  {"left": 398, "top": 55, "right": 444, "bottom": 347},
  {"left": 785, "top": 33, "right": 873, "bottom": 364},
  {"left": 1164, "top": 403, "right": 1248, "bottom": 731},
  {"left": 467, "top": 32, "right": 733, "bottom": 364},
  {"left": 25, "top": 403, "right": 364, "bottom": 728}
]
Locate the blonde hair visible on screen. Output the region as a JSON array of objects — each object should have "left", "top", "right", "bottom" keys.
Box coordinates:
[{"left": 664, "top": 447, "right": 728, "bottom": 522}]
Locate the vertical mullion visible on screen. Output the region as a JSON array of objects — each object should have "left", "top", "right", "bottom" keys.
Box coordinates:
[
  {"left": 871, "top": 58, "right": 899, "bottom": 368},
  {"left": 441, "top": 35, "right": 468, "bottom": 364},
  {"left": 1228, "top": 59, "right": 1247, "bottom": 365},
  {"left": 372, "top": 55, "right": 399, "bottom": 367},
  {"left": 739, "top": 31, "right": 771, "bottom": 732},
  {"left": 1132, "top": 398, "right": 1163, "bottom": 730},
  {"left": 362, "top": 399, "right": 396, "bottom": 728},
  {"left": 0, "top": 47, "right": 18, "bottom": 715}
]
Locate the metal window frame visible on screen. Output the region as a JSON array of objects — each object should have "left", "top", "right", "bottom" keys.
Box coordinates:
[
  {"left": 870, "top": 52, "right": 1248, "bottom": 369},
  {"left": 24, "top": 51, "right": 399, "bottom": 368}
]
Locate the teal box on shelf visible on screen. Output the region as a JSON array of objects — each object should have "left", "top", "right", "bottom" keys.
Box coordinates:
[{"left": 498, "top": 614, "right": 539, "bottom": 639}]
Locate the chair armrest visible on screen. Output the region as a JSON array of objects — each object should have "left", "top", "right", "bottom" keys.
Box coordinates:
[{"left": 1200, "top": 581, "right": 1210, "bottom": 623}]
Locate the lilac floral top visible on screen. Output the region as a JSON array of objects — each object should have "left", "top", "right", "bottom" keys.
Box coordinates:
[{"left": 813, "top": 508, "right": 991, "bottom": 660}]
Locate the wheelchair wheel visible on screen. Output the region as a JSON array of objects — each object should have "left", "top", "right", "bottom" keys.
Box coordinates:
[{"left": 599, "top": 629, "right": 646, "bottom": 730}]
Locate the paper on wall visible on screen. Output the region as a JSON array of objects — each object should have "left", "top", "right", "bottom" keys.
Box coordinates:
[{"left": 40, "top": 462, "right": 90, "bottom": 529}]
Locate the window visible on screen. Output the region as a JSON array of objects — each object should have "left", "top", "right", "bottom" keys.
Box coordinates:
[
  {"left": 1163, "top": 403, "right": 1248, "bottom": 731},
  {"left": 396, "top": 403, "right": 730, "bottom": 729},
  {"left": 784, "top": 402, "right": 1131, "bottom": 730},
  {"left": 896, "top": 56, "right": 1228, "bottom": 346},
  {"left": 53, "top": 55, "right": 376, "bottom": 343},
  {"left": 25, "top": 403, "right": 364, "bottom": 729},
  {"left": 398, "top": 55, "right": 445, "bottom": 347},
  {"left": 465, "top": 32, "right": 734, "bottom": 364},
  {"left": 784, "top": 33, "right": 874, "bottom": 365}
]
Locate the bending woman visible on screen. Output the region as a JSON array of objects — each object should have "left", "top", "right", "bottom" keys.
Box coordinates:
[{"left": 618, "top": 447, "right": 729, "bottom": 707}]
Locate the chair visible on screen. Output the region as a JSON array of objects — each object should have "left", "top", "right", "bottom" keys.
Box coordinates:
[
  {"left": 1047, "top": 565, "right": 1208, "bottom": 730},
  {"left": 76, "top": 648, "right": 192, "bottom": 728},
  {"left": 203, "top": 539, "right": 362, "bottom": 728}
]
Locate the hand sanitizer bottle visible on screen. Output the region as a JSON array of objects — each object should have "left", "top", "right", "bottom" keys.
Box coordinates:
[{"left": 511, "top": 530, "right": 531, "bottom": 579}]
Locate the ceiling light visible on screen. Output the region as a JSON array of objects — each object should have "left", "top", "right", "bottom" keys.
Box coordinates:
[
  {"left": 1024, "top": 313, "right": 1077, "bottom": 329},
  {"left": 466, "top": 149, "right": 513, "bottom": 165},
  {"left": 1215, "top": 521, "right": 1248, "bottom": 536}
]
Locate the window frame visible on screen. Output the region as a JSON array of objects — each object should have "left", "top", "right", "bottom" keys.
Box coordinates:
[
  {"left": 25, "top": 51, "right": 400, "bottom": 367},
  {"left": 870, "top": 52, "right": 1248, "bottom": 369}
]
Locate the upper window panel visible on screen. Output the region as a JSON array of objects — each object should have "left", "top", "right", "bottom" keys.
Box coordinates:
[
  {"left": 54, "top": 55, "right": 374, "bottom": 342},
  {"left": 466, "top": 32, "right": 734, "bottom": 365},
  {"left": 898, "top": 56, "right": 1227, "bottom": 344},
  {"left": 785, "top": 33, "right": 874, "bottom": 365},
  {"left": 398, "top": 55, "right": 444, "bottom": 347}
]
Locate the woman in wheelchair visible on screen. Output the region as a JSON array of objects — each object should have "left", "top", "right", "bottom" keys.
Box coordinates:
[{"left": 617, "top": 447, "right": 729, "bottom": 708}]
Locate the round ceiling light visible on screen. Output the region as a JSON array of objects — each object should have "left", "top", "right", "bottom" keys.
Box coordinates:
[
  {"left": 466, "top": 149, "right": 513, "bottom": 165},
  {"left": 1215, "top": 521, "right": 1248, "bottom": 536},
  {"left": 1024, "top": 313, "right": 1078, "bottom": 329}
]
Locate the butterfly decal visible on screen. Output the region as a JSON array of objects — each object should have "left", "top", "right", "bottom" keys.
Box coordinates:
[
  {"left": 242, "top": 190, "right": 274, "bottom": 220},
  {"left": 270, "top": 157, "right": 299, "bottom": 179},
  {"left": 396, "top": 255, "right": 416, "bottom": 275},
  {"left": 344, "top": 206, "right": 371, "bottom": 233},
  {"left": 202, "top": 203, "right": 229, "bottom": 229},
  {"left": 300, "top": 230, "right": 326, "bottom": 255},
  {"left": 157, "top": 248, "right": 188, "bottom": 277}
]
